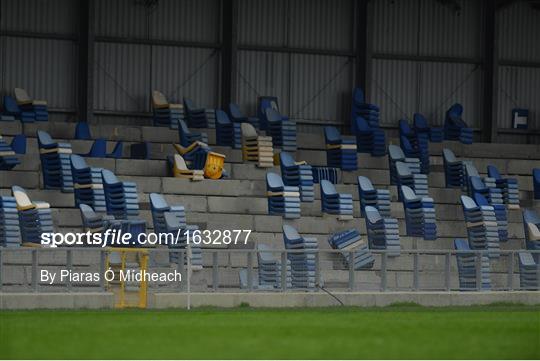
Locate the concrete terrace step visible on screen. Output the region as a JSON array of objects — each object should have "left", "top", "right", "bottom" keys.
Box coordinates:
[{"left": 2, "top": 120, "right": 540, "bottom": 160}]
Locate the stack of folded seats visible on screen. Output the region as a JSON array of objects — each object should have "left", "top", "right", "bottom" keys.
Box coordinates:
[
  {"left": 0, "top": 134, "right": 20, "bottom": 170},
  {"left": 0, "top": 196, "right": 21, "bottom": 247},
  {"left": 324, "top": 126, "right": 357, "bottom": 171},
  {"left": 149, "top": 193, "right": 202, "bottom": 268},
  {"left": 257, "top": 243, "right": 292, "bottom": 289},
  {"left": 279, "top": 152, "right": 314, "bottom": 202},
  {"left": 364, "top": 206, "right": 400, "bottom": 256},
  {"left": 266, "top": 173, "right": 301, "bottom": 219},
  {"left": 320, "top": 180, "right": 353, "bottom": 220},
  {"left": 400, "top": 185, "right": 437, "bottom": 240},
  {"left": 215, "top": 109, "right": 241, "bottom": 148},
  {"left": 328, "top": 229, "right": 374, "bottom": 270},
  {"left": 413, "top": 113, "right": 444, "bottom": 142},
  {"left": 283, "top": 225, "right": 318, "bottom": 290},
  {"left": 460, "top": 195, "right": 500, "bottom": 258},
  {"left": 14, "top": 88, "right": 48, "bottom": 121},
  {"left": 183, "top": 98, "right": 208, "bottom": 128},
  {"left": 241, "top": 122, "right": 274, "bottom": 168},
  {"left": 487, "top": 165, "right": 520, "bottom": 209},
  {"left": 518, "top": 252, "right": 539, "bottom": 290},
  {"left": 265, "top": 108, "right": 297, "bottom": 152},
  {"left": 357, "top": 176, "right": 391, "bottom": 218},
  {"left": 395, "top": 161, "right": 429, "bottom": 200},
  {"left": 228, "top": 103, "right": 260, "bottom": 129},
  {"left": 151, "top": 90, "right": 183, "bottom": 128},
  {"left": 444, "top": 103, "right": 473, "bottom": 144},
  {"left": 399, "top": 119, "right": 429, "bottom": 174},
  {"left": 37, "top": 130, "right": 73, "bottom": 192},
  {"left": 388, "top": 145, "right": 421, "bottom": 185},
  {"left": 71, "top": 155, "right": 106, "bottom": 212},
  {"left": 454, "top": 239, "right": 491, "bottom": 290},
  {"left": 354, "top": 116, "right": 386, "bottom": 157},
  {"left": 12, "top": 186, "right": 53, "bottom": 244}
]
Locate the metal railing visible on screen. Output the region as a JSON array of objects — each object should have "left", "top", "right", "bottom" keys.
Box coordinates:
[{"left": 0, "top": 247, "right": 538, "bottom": 293}]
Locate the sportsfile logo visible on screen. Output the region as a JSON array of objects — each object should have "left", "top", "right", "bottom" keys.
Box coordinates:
[{"left": 40, "top": 229, "right": 252, "bottom": 247}]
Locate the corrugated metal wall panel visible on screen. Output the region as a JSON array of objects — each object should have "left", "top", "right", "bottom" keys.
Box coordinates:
[
  {"left": 497, "top": 66, "right": 540, "bottom": 130},
  {"left": 0, "top": 37, "right": 77, "bottom": 109},
  {"left": 95, "top": 0, "right": 148, "bottom": 38},
  {"left": 288, "top": 0, "right": 353, "bottom": 51},
  {"left": 289, "top": 54, "right": 353, "bottom": 122},
  {"left": 419, "top": 0, "right": 483, "bottom": 59},
  {"left": 151, "top": 46, "right": 219, "bottom": 108},
  {"left": 419, "top": 61, "right": 483, "bottom": 128},
  {"left": 371, "top": 59, "right": 418, "bottom": 126},
  {"left": 236, "top": 50, "right": 289, "bottom": 115},
  {"left": 0, "top": 0, "right": 77, "bottom": 35},
  {"left": 237, "top": 0, "right": 287, "bottom": 46},
  {"left": 372, "top": 0, "right": 420, "bottom": 55},
  {"left": 149, "top": 0, "right": 220, "bottom": 43},
  {"left": 498, "top": 2, "right": 540, "bottom": 62},
  {"left": 94, "top": 42, "right": 150, "bottom": 112}
]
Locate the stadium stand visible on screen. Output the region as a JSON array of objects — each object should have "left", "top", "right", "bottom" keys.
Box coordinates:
[
  {"left": 460, "top": 195, "right": 500, "bottom": 258},
  {"left": 71, "top": 154, "right": 106, "bottom": 212}
]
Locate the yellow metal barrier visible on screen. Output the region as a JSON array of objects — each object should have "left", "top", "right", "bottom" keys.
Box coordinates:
[{"left": 106, "top": 248, "right": 149, "bottom": 309}]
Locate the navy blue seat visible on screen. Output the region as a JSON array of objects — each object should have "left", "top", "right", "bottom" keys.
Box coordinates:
[
  {"left": 37, "top": 130, "right": 73, "bottom": 192},
  {"left": 279, "top": 152, "right": 314, "bottom": 202},
  {"left": 401, "top": 185, "right": 437, "bottom": 240},
  {"left": 266, "top": 108, "right": 297, "bottom": 152},
  {"left": 357, "top": 176, "right": 390, "bottom": 218},
  {"left": 364, "top": 206, "right": 400, "bottom": 256},
  {"left": 442, "top": 148, "right": 464, "bottom": 188},
  {"left": 282, "top": 225, "right": 317, "bottom": 289},
  {"left": 0, "top": 134, "right": 21, "bottom": 170},
  {"left": 0, "top": 195, "right": 21, "bottom": 247},
  {"left": 228, "top": 103, "right": 260, "bottom": 129},
  {"left": 266, "top": 172, "right": 301, "bottom": 219},
  {"left": 178, "top": 119, "right": 208, "bottom": 147},
  {"left": 395, "top": 161, "right": 429, "bottom": 200},
  {"left": 183, "top": 98, "right": 208, "bottom": 128},
  {"left": 215, "top": 109, "right": 240, "bottom": 148},
  {"left": 350, "top": 87, "right": 380, "bottom": 133},
  {"left": 518, "top": 252, "right": 539, "bottom": 290},
  {"left": 324, "top": 126, "right": 357, "bottom": 171},
  {"left": 102, "top": 169, "right": 141, "bottom": 221},
  {"left": 257, "top": 243, "right": 292, "bottom": 289},
  {"left": 444, "top": 103, "right": 473, "bottom": 144},
  {"left": 10, "top": 134, "right": 26, "bottom": 154},
  {"left": 320, "top": 180, "right": 353, "bottom": 219},
  {"left": 71, "top": 154, "right": 106, "bottom": 212},
  {"left": 413, "top": 113, "right": 443, "bottom": 143},
  {"left": 152, "top": 90, "right": 183, "bottom": 128},
  {"left": 257, "top": 96, "right": 288, "bottom": 131},
  {"left": 328, "top": 229, "right": 374, "bottom": 270},
  {"left": 487, "top": 165, "right": 519, "bottom": 208},
  {"left": 3, "top": 96, "right": 23, "bottom": 120},
  {"left": 454, "top": 239, "right": 491, "bottom": 290},
  {"left": 354, "top": 116, "right": 386, "bottom": 157},
  {"left": 14, "top": 88, "right": 48, "bottom": 122},
  {"left": 388, "top": 144, "right": 421, "bottom": 185},
  {"left": 75, "top": 122, "right": 92, "bottom": 140},
  {"left": 399, "top": 119, "right": 429, "bottom": 174}
]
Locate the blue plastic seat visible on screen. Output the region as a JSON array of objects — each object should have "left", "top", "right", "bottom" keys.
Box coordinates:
[
  {"left": 71, "top": 154, "right": 106, "bottom": 212},
  {"left": 444, "top": 103, "right": 473, "bottom": 144},
  {"left": 37, "top": 130, "right": 73, "bottom": 192},
  {"left": 266, "top": 172, "right": 301, "bottom": 219},
  {"left": 454, "top": 239, "right": 491, "bottom": 290},
  {"left": 228, "top": 103, "right": 260, "bottom": 129},
  {"left": 12, "top": 185, "right": 53, "bottom": 244},
  {"left": 400, "top": 185, "right": 437, "bottom": 240},
  {"left": 183, "top": 98, "right": 208, "bottom": 128},
  {"left": 364, "top": 206, "right": 400, "bottom": 256},
  {"left": 75, "top": 122, "right": 92, "bottom": 140},
  {"left": 279, "top": 152, "right": 314, "bottom": 202},
  {"left": 282, "top": 225, "right": 317, "bottom": 289},
  {"left": 178, "top": 119, "right": 208, "bottom": 147},
  {"left": 0, "top": 195, "right": 21, "bottom": 247},
  {"left": 460, "top": 195, "right": 500, "bottom": 258},
  {"left": 328, "top": 228, "right": 374, "bottom": 270},
  {"left": 324, "top": 126, "right": 357, "bottom": 171},
  {"left": 320, "top": 180, "right": 353, "bottom": 219},
  {"left": 534, "top": 169, "right": 540, "bottom": 200},
  {"left": 413, "top": 113, "right": 444, "bottom": 143},
  {"left": 266, "top": 108, "right": 297, "bottom": 152}
]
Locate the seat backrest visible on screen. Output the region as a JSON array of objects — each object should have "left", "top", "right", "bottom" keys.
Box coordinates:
[
  {"left": 473, "top": 193, "right": 489, "bottom": 206},
  {"left": 14, "top": 88, "right": 31, "bottom": 103},
  {"left": 396, "top": 162, "right": 411, "bottom": 177},
  {"left": 460, "top": 195, "right": 478, "bottom": 211},
  {"left": 454, "top": 238, "right": 470, "bottom": 251},
  {"left": 413, "top": 113, "right": 428, "bottom": 129},
  {"left": 365, "top": 206, "right": 382, "bottom": 223},
  {"left": 174, "top": 154, "right": 188, "bottom": 171},
  {"left": 487, "top": 165, "right": 501, "bottom": 179},
  {"left": 358, "top": 176, "right": 374, "bottom": 192},
  {"left": 109, "top": 141, "right": 124, "bottom": 158},
  {"left": 320, "top": 179, "right": 337, "bottom": 197},
  {"left": 228, "top": 103, "right": 244, "bottom": 119},
  {"left": 79, "top": 203, "right": 99, "bottom": 222},
  {"left": 355, "top": 116, "right": 371, "bottom": 132},
  {"left": 399, "top": 119, "right": 413, "bottom": 136},
  {"left": 75, "top": 122, "right": 92, "bottom": 140},
  {"left": 36, "top": 130, "right": 55, "bottom": 147},
  {"left": 282, "top": 224, "right": 302, "bottom": 244},
  {"left": 215, "top": 109, "right": 231, "bottom": 125},
  {"left": 12, "top": 186, "right": 33, "bottom": 208},
  {"left": 70, "top": 154, "right": 88, "bottom": 172},
  {"left": 88, "top": 139, "right": 107, "bottom": 157},
  {"left": 152, "top": 90, "right": 168, "bottom": 107},
  {"left": 241, "top": 122, "right": 257, "bottom": 137},
  {"left": 523, "top": 208, "right": 540, "bottom": 226},
  {"left": 265, "top": 107, "right": 282, "bottom": 123},
  {"left": 149, "top": 193, "right": 169, "bottom": 212},
  {"left": 534, "top": 168, "right": 540, "bottom": 181},
  {"left": 464, "top": 162, "right": 479, "bottom": 177},
  {"left": 400, "top": 135, "right": 414, "bottom": 152},
  {"left": 10, "top": 134, "right": 26, "bottom": 154},
  {"left": 266, "top": 172, "right": 284, "bottom": 188},
  {"left": 388, "top": 144, "right": 405, "bottom": 161},
  {"left": 101, "top": 169, "right": 119, "bottom": 185},
  {"left": 324, "top": 126, "right": 340, "bottom": 144},
  {"left": 257, "top": 243, "right": 276, "bottom": 263},
  {"left": 470, "top": 176, "right": 487, "bottom": 192},
  {"left": 518, "top": 252, "right": 535, "bottom": 267},
  {"left": 279, "top": 152, "right": 295, "bottom": 168},
  {"left": 442, "top": 148, "right": 457, "bottom": 163},
  {"left": 183, "top": 97, "right": 195, "bottom": 110},
  {"left": 401, "top": 185, "right": 417, "bottom": 201},
  {"left": 3, "top": 95, "right": 21, "bottom": 113}
]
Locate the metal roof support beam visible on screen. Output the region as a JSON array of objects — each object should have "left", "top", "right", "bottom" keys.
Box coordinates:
[
  {"left": 482, "top": 0, "right": 498, "bottom": 142},
  {"left": 354, "top": 0, "right": 372, "bottom": 99},
  {"left": 221, "top": 0, "right": 238, "bottom": 108},
  {"left": 78, "top": 0, "right": 95, "bottom": 123}
]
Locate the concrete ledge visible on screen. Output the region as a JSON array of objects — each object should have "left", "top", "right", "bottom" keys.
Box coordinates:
[
  {"left": 0, "top": 292, "right": 114, "bottom": 309},
  {"left": 152, "top": 291, "right": 540, "bottom": 308}
]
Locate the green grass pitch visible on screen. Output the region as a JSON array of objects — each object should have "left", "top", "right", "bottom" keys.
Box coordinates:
[{"left": 1, "top": 305, "right": 539, "bottom": 359}]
